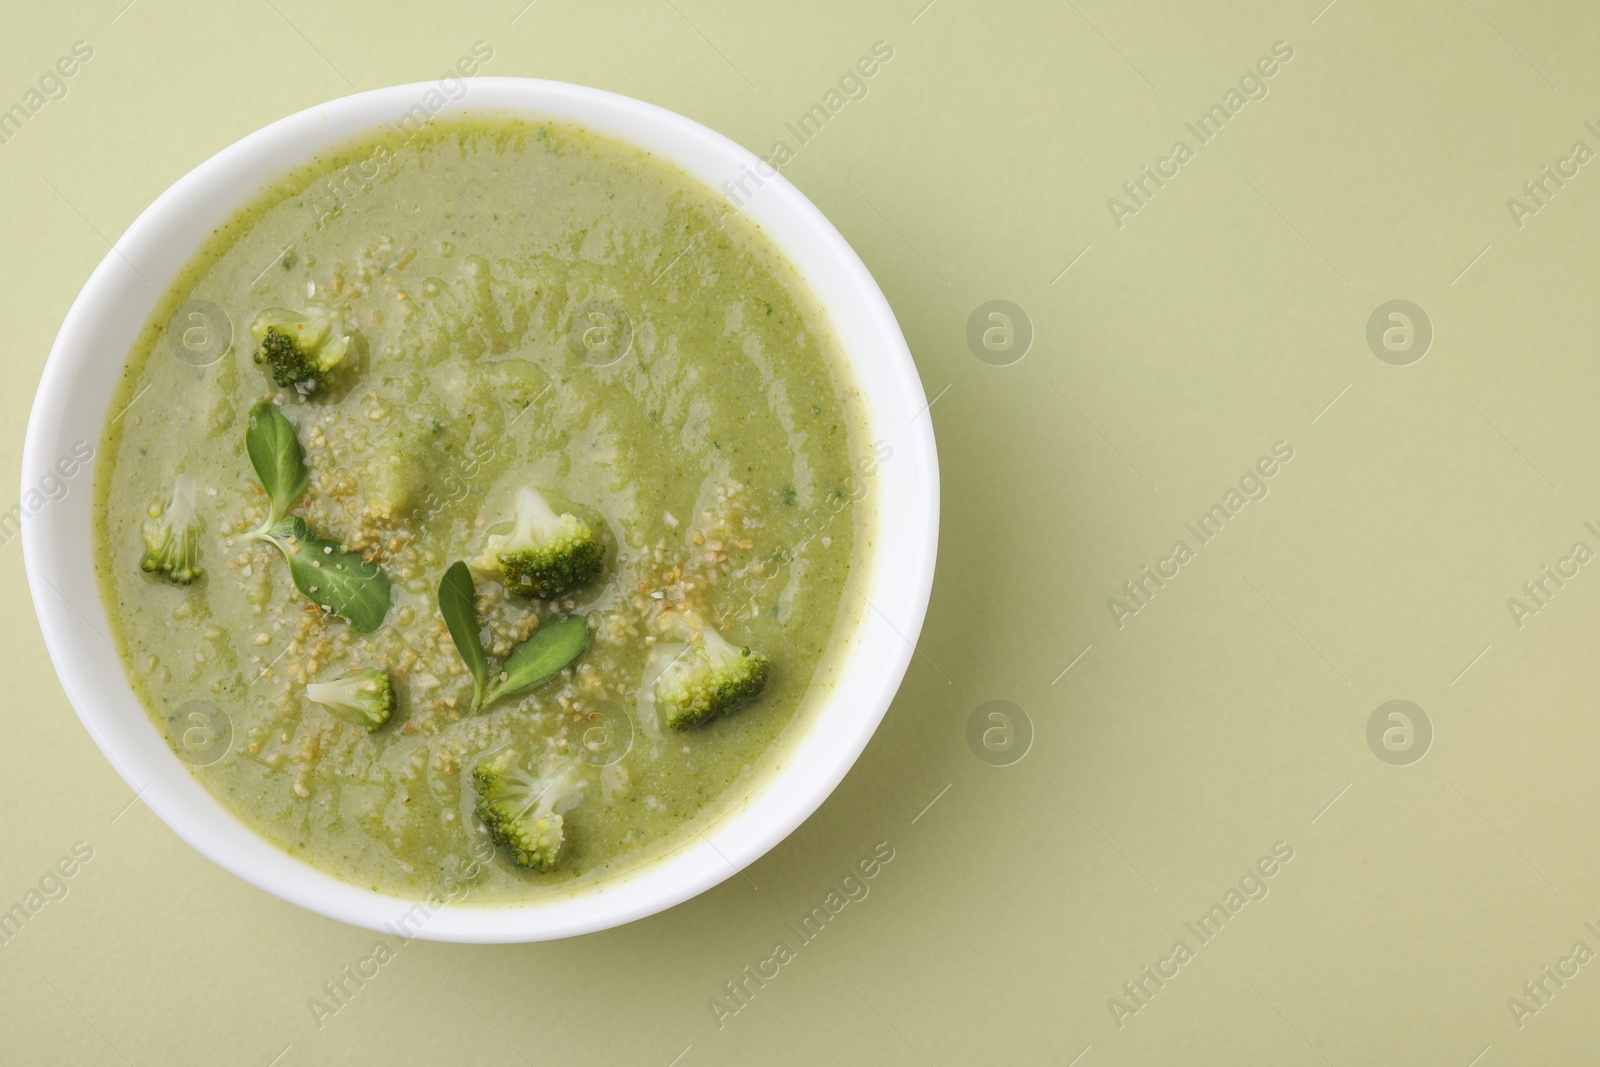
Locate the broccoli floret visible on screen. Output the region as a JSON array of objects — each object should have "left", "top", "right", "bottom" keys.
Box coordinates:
[
  {"left": 472, "top": 749, "right": 586, "bottom": 871},
  {"left": 304, "top": 667, "right": 395, "bottom": 730},
  {"left": 474, "top": 486, "right": 605, "bottom": 598},
  {"left": 656, "top": 619, "right": 770, "bottom": 730},
  {"left": 250, "top": 306, "right": 358, "bottom": 397},
  {"left": 140, "top": 475, "right": 203, "bottom": 584}
]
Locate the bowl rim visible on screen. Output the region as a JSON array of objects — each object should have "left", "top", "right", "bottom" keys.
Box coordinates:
[{"left": 22, "top": 77, "right": 939, "bottom": 942}]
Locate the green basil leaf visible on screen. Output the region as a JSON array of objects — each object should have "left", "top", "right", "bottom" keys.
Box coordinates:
[
  {"left": 269, "top": 516, "right": 391, "bottom": 633},
  {"left": 485, "top": 614, "right": 589, "bottom": 704},
  {"left": 438, "top": 561, "right": 488, "bottom": 708},
  {"left": 246, "top": 401, "right": 309, "bottom": 525}
]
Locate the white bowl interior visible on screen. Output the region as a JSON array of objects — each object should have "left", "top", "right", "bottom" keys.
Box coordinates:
[{"left": 22, "top": 78, "right": 938, "bottom": 941}]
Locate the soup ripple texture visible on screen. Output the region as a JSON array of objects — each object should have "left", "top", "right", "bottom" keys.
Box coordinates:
[{"left": 93, "top": 117, "right": 872, "bottom": 900}]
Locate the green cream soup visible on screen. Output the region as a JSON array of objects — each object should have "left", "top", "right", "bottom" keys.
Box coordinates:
[{"left": 94, "top": 116, "right": 874, "bottom": 899}]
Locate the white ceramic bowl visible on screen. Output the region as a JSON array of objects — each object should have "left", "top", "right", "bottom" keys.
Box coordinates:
[{"left": 22, "top": 79, "right": 938, "bottom": 941}]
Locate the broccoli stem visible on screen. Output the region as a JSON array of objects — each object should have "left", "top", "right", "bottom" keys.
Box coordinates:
[{"left": 511, "top": 486, "right": 562, "bottom": 543}]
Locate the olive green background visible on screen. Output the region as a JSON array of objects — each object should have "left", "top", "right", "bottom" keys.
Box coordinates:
[{"left": 5, "top": 0, "right": 1600, "bottom": 1063}]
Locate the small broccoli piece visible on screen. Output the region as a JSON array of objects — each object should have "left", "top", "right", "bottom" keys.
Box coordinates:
[
  {"left": 656, "top": 619, "right": 770, "bottom": 730},
  {"left": 250, "top": 306, "right": 358, "bottom": 397},
  {"left": 472, "top": 749, "right": 586, "bottom": 871},
  {"left": 304, "top": 667, "right": 395, "bottom": 730},
  {"left": 140, "top": 475, "right": 203, "bottom": 584},
  {"left": 473, "top": 486, "right": 605, "bottom": 598}
]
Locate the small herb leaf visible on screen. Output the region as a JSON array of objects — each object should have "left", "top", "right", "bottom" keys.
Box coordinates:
[
  {"left": 438, "top": 561, "right": 488, "bottom": 709},
  {"left": 485, "top": 614, "right": 589, "bottom": 703},
  {"left": 268, "top": 516, "right": 391, "bottom": 633},
  {"left": 246, "top": 401, "right": 309, "bottom": 525}
]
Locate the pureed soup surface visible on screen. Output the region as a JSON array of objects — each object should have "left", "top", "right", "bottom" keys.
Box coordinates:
[{"left": 93, "top": 115, "right": 875, "bottom": 900}]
